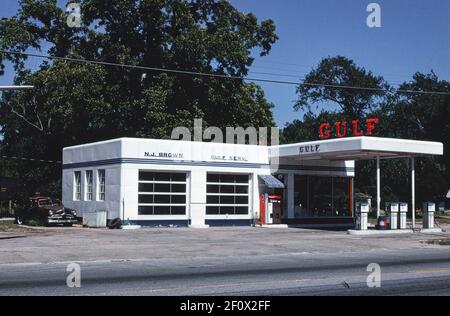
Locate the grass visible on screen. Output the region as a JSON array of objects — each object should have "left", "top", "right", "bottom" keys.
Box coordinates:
[
  {"left": 25, "top": 219, "right": 44, "bottom": 227},
  {"left": 0, "top": 220, "right": 17, "bottom": 232},
  {"left": 0, "top": 219, "right": 45, "bottom": 233},
  {"left": 0, "top": 220, "right": 36, "bottom": 233}
]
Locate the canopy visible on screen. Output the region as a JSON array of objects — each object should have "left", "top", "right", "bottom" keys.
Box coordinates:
[
  {"left": 270, "top": 136, "right": 443, "bottom": 161},
  {"left": 258, "top": 175, "right": 285, "bottom": 189},
  {"left": 270, "top": 136, "right": 444, "bottom": 228}
]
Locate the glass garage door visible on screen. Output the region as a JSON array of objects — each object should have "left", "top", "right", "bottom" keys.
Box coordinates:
[
  {"left": 138, "top": 171, "right": 187, "bottom": 215},
  {"left": 206, "top": 173, "right": 249, "bottom": 215}
]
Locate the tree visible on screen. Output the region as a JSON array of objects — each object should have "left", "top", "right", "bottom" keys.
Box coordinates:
[
  {"left": 0, "top": 0, "right": 278, "bottom": 196},
  {"left": 295, "top": 56, "right": 390, "bottom": 117},
  {"left": 285, "top": 59, "right": 449, "bottom": 206},
  {"left": 1, "top": 0, "right": 278, "bottom": 134},
  {"left": 393, "top": 72, "right": 450, "bottom": 199}
]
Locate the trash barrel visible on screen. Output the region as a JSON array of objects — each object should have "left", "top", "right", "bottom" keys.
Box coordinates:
[{"left": 377, "top": 216, "right": 388, "bottom": 230}]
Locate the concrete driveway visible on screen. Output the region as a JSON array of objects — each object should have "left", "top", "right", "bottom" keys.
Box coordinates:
[{"left": 1, "top": 225, "right": 449, "bottom": 265}]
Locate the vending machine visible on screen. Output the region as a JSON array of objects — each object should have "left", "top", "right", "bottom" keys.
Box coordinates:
[{"left": 259, "top": 193, "right": 283, "bottom": 225}]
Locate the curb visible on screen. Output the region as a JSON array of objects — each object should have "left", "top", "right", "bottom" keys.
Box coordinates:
[
  {"left": 347, "top": 229, "right": 414, "bottom": 235},
  {"left": 0, "top": 218, "right": 15, "bottom": 222},
  {"left": 0, "top": 234, "right": 27, "bottom": 240}
]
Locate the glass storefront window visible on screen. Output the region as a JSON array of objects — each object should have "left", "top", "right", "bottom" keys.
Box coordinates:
[
  {"left": 309, "top": 176, "right": 333, "bottom": 217},
  {"left": 333, "top": 177, "right": 351, "bottom": 217},
  {"left": 293, "top": 175, "right": 351, "bottom": 218},
  {"left": 293, "top": 176, "right": 308, "bottom": 218}
]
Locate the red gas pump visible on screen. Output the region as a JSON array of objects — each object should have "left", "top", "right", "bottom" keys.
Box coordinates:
[{"left": 258, "top": 194, "right": 266, "bottom": 225}]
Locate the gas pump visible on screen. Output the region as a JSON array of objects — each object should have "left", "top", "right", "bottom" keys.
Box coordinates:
[
  {"left": 259, "top": 193, "right": 283, "bottom": 225},
  {"left": 269, "top": 195, "right": 282, "bottom": 224}
]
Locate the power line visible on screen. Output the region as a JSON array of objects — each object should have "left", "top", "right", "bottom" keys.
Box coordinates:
[
  {"left": 252, "top": 57, "right": 440, "bottom": 80},
  {"left": 2, "top": 50, "right": 450, "bottom": 95},
  {"left": 1, "top": 155, "right": 61, "bottom": 164},
  {"left": 250, "top": 65, "right": 408, "bottom": 85},
  {"left": 250, "top": 67, "right": 407, "bottom": 85}
]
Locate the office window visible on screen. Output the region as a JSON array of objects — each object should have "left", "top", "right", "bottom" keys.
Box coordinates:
[
  {"left": 74, "top": 171, "right": 81, "bottom": 201},
  {"left": 206, "top": 173, "right": 249, "bottom": 215},
  {"left": 97, "top": 169, "right": 105, "bottom": 201},
  {"left": 293, "top": 175, "right": 351, "bottom": 217},
  {"left": 138, "top": 171, "right": 187, "bottom": 215},
  {"left": 84, "top": 170, "right": 93, "bottom": 201}
]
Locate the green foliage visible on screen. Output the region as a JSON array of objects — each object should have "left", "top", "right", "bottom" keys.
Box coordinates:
[
  {"left": 295, "top": 56, "right": 390, "bottom": 117},
  {"left": 0, "top": 0, "right": 278, "bottom": 197},
  {"left": 284, "top": 56, "right": 449, "bottom": 205}
]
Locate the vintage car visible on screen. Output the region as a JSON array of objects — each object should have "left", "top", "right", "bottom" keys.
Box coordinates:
[{"left": 15, "top": 195, "right": 78, "bottom": 226}]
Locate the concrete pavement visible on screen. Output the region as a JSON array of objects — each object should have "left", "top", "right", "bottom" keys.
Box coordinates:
[
  {"left": 2, "top": 248, "right": 450, "bottom": 295},
  {"left": 1, "top": 225, "right": 449, "bottom": 264},
  {"left": 1, "top": 225, "right": 450, "bottom": 295}
]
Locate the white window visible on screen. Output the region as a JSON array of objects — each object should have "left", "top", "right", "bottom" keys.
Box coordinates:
[
  {"left": 206, "top": 173, "right": 249, "bottom": 215},
  {"left": 85, "top": 170, "right": 93, "bottom": 201},
  {"left": 74, "top": 171, "right": 81, "bottom": 201},
  {"left": 138, "top": 171, "right": 187, "bottom": 215},
  {"left": 97, "top": 169, "right": 105, "bottom": 201}
]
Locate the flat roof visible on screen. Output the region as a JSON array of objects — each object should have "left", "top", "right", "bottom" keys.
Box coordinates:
[
  {"left": 63, "top": 136, "right": 444, "bottom": 162},
  {"left": 62, "top": 137, "right": 264, "bottom": 151},
  {"left": 270, "top": 137, "right": 444, "bottom": 161}
]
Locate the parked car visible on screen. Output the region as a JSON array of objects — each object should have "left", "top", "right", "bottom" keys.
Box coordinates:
[{"left": 15, "top": 195, "right": 78, "bottom": 226}]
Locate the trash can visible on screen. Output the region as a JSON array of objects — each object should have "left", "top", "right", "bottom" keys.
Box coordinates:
[
  {"left": 376, "top": 216, "right": 388, "bottom": 230},
  {"left": 386, "top": 202, "right": 399, "bottom": 230},
  {"left": 422, "top": 202, "right": 435, "bottom": 229},
  {"left": 399, "top": 202, "right": 408, "bottom": 229},
  {"left": 82, "top": 210, "right": 107, "bottom": 228},
  {"left": 355, "top": 202, "right": 370, "bottom": 230}
]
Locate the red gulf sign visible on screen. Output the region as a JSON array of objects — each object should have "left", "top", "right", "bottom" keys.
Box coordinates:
[{"left": 319, "top": 118, "right": 379, "bottom": 139}]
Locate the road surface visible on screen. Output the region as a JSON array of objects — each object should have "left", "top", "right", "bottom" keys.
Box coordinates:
[{"left": 1, "top": 247, "right": 450, "bottom": 295}]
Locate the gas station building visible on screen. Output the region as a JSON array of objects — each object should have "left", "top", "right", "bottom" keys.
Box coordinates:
[{"left": 62, "top": 137, "right": 443, "bottom": 228}]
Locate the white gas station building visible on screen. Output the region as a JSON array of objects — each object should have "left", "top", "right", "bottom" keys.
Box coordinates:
[{"left": 62, "top": 137, "right": 443, "bottom": 228}]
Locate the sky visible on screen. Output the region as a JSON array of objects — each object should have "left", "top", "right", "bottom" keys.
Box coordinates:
[{"left": 1, "top": 0, "right": 449, "bottom": 127}]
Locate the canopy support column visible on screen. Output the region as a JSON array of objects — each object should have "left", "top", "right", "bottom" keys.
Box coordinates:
[
  {"left": 376, "top": 156, "right": 381, "bottom": 219},
  {"left": 411, "top": 157, "right": 416, "bottom": 228}
]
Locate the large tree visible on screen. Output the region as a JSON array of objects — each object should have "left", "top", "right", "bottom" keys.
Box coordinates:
[
  {"left": 295, "top": 56, "right": 390, "bottom": 117},
  {"left": 388, "top": 72, "right": 450, "bottom": 200},
  {"left": 0, "top": 0, "right": 278, "bottom": 196},
  {"left": 285, "top": 54, "right": 449, "bottom": 207}
]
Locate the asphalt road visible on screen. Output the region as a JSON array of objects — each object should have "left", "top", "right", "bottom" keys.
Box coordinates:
[{"left": 1, "top": 247, "right": 450, "bottom": 296}]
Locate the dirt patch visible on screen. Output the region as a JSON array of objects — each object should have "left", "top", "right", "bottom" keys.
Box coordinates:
[
  {"left": 436, "top": 217, "right": 450, "bottom": 225},
  {"left": 424, "top": 239, "right": 450, "bottom": 246},
  {"left": 0, "top": 221, "right": 47, "bottom": 234}
]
